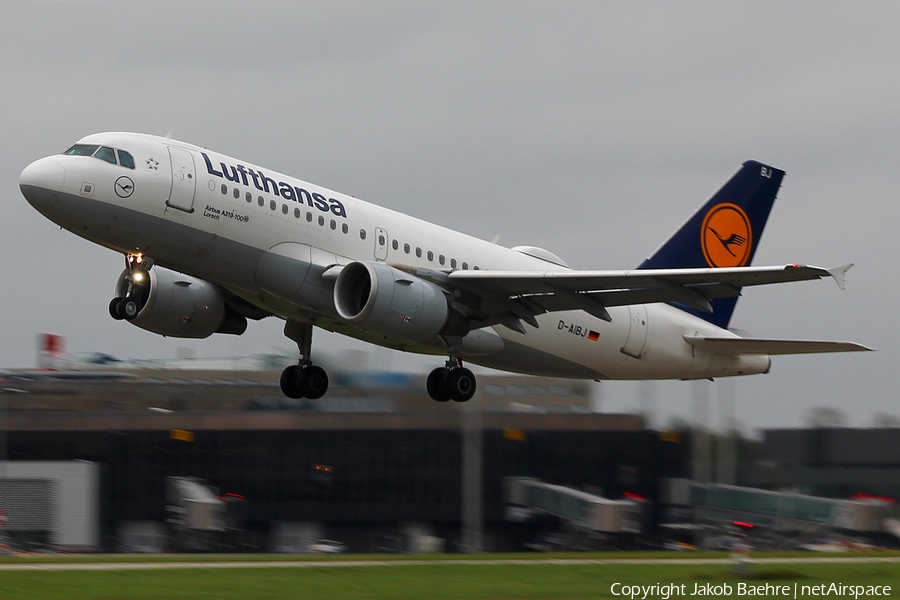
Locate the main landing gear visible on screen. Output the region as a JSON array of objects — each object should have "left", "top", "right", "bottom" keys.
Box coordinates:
[
  {"left": 427, "top": 337, "right": 476, "bottom": 403},
  {"left": 280, "top": 320, "right": 329, "bottom": 400},
  {"left": 427, "top": 362, "right": 477, "bottom": 403},
  {"left": 109, "top": 253, "right": 153, "bottom": 321}
]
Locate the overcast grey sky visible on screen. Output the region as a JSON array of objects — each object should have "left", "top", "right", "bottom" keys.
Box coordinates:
[{"left": 1, "top": 2, "right": 896, "bottom": 431}]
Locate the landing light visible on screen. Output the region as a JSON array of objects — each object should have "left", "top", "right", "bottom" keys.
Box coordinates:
[{"left": 132, "top": 272, "right": 144, "bottom": 283}]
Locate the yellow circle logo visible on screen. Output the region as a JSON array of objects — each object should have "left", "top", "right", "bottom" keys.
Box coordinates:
[{"left": 700, "top": 203, "right": 752, "bottom": 268}]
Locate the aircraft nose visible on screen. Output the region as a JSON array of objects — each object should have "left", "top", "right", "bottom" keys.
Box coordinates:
[{"left": 20, "top": 157, "right": 66, "bottom": 210}]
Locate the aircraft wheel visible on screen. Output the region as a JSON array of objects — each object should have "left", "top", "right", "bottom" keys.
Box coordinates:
[
  {"left": 280, "top": 365, "right": 304, "bottom": 399},
  {"left": 120, "top": 297, "right": 140, "bottom": 321},
  {"left": 448, "top": 368, "right": 476, "bottom": 403},
  {"left": 426, "top": 368, "right": 451, "bottom": 402},
  {"left": 300, "top": 365, "right": 329, "bottom": 400},
  {"left": 109, "top": 297, "right": 125, "bottom": 320}
]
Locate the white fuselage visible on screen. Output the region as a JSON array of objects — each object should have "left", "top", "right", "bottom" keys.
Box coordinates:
[{"left": 20, "top": 132, "right": 770, "bottom": 380}]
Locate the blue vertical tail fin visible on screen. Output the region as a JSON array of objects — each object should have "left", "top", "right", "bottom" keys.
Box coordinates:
[{"left": 638, "top": 160, "right": 784, "bottom": 328}]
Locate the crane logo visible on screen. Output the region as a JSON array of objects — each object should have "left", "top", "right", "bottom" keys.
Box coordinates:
[{"left": 700, "top": 203, "right": 752, "bottom": 268}]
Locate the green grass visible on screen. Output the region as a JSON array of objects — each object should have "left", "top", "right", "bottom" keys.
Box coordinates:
[{"left": 0, "top": 554, "right": 898, "bottom": 600}]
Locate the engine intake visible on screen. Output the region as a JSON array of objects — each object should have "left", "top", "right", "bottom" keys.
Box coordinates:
[
  {"left": 115, "top": 267, "right": 246, "bottom": 338},
  {"left": 334, "top": 261, "right": 458, "bottom": 342}
]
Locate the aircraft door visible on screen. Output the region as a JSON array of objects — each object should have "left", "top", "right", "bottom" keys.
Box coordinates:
[
  {"left": 167, "top": 147, "right": 196, "bottom": 213},
  {"left": 621, "top": 304, "right": 649, "bottom": 359},
  {"left": 374, "top": 228, "right": 388, "bottom": 261}
]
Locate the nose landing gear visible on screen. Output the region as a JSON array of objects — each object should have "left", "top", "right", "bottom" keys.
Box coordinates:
[
  {"left": 280, "top": 320, "right": 329, "bottom": 400},
  {"left": 109, "top": 253, "right": 153, "bottom": 321}
]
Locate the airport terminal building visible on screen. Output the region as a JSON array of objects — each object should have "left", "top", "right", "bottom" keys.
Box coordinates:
[{"left": 0, "top": 365, "right": 686, "bottom": 552}]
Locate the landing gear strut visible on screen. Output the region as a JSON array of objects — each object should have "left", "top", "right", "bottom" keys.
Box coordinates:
[
  {"left": 280, "top": 320, "right": 329, "bottom": 400},
  {"left": 427, "top": 338, "right": 476, "bottom": 403},
  {"left": 109, "top": 253, "right": 153, "bottom": 322}
]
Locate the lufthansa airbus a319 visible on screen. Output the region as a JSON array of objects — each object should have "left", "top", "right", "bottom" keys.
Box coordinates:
[{"left": 19, "top": 133, "right": 870, "bottom": 402}]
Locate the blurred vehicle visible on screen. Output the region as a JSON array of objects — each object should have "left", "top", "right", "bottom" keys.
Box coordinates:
[{"left": 309, "top": 539, "right": 347, "bottom": 554}]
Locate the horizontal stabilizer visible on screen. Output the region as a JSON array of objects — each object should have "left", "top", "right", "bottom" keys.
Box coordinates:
[{"left": 683, "top": 335, "right": 872, "bottom": 355}]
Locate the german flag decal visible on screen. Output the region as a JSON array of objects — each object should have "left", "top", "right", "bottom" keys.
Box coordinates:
[{"left": 587, "top": 330, "right": 600, "bottom": 342}]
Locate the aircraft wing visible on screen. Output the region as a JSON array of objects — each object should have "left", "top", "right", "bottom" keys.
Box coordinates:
[
  {"left": 683, "top": 336, "right": 872, "bottom": 355},
  {"left": 443, "top": 264, "right": 852, "bottom": 328}
]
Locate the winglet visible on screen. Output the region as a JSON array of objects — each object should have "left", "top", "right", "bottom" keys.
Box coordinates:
[{"left": 828, "top": 263, "right": 854, "bottom": 291}]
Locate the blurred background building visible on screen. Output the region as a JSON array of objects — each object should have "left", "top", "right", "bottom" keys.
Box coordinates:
[{"left": 0, "top": 337, "right": 896, "bottom": 553}]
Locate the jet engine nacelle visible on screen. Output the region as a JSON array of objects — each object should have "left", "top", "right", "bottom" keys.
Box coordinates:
[
  {"left": 334, "top": 261, "right": 460, "bottom": 342},
  {"left": 115, "top": 267, "right": 247, "bottom": 338}
]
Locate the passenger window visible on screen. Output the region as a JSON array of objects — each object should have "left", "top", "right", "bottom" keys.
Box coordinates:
[
  {"left": 64, "top": 144, "right": 99, "bottom": 156},
  {"left": 404, "top": 243, "right": 410, "bottom": 254},
  {"left": 282, "top": 204, "right": 288, "bottom": 215},
  {"left": 342, "top": 223, "right": 348, "bottom": 234},
  {"left": 392, "top": 240, "right": 399, "bottom": 250},
  {"left": 474, "top": 266, "right": 480, "bottom": 270},
  {"left": 360, "top": 229, "right": 367, "bottom": 240},
  {"left": 117, "top": 150, "right": 135, "bottom": 169},
  {"left": 294, "top": 208, "right": 301, "bottom": 218},
  {"left": 95, "top": 146, "right": 117, "bottom": 164},
  {"left": 451, "top": 258, "right": 457, "bottom": 269},
  {"left": 378, "top": 234, "right": 386, "bottom": 246},
  {"left": 258, "top": 196, "right": 264, "bottom": 207},
  {"left": 234, "top": 188, "right": 240, "bottom": 199},
  {"left": 427, "top": 251, "right": 433, "bottom": 261},
  {"left": 221, "top": 184, "right": 228, "bottom": 195},
  {"left": 416, "top": 247, "right": 422, "bottom": 258},
  {"left": 330, "top": 219, "right": 337, "bottom": 230},
  {"left": 270, "top": 200, "right": 276, "bottom": 211},
  {"left": 246, "top": 192, "right": 252, "bottom": 203},
  {"left": 318, "top": 216, "right": 325, "bottom": 226},
  {"left": 462, "top": 262, "right": 468, "bottom": 270},
  {"left": 307, "top": 212, "right": 313, "bottom": 223},
  {"left": 439, "top": 255, "right": 445, "bottom": 266}
]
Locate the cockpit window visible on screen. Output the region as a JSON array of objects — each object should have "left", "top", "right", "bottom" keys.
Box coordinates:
[
  {"left": 64, "top": 144, "right": 99, "bottom": 156},
  {"left": 94, "top": 146, "right": 117, "bottom": 165},
  {"left": 117, "top": 150, "right": 135, "bottom": 169}
]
